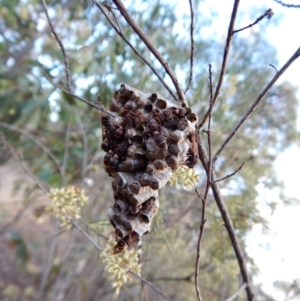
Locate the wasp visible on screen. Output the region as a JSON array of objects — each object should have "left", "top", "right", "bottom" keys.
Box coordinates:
[
  {"left": 186, "top": 132, "right": 199, "bottom": 168},
  {"left": 147, "top": 117, "right": 167, "bottom": 150}
]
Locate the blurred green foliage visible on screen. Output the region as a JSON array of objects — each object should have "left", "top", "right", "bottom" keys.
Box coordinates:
[{"left": 0, "top": 0, "right": 299, "bottom": 300}]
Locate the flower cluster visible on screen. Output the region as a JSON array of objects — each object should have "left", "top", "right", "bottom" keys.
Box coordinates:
[
  {"left": 47, "top": 187, "right": 88, "bottom": 228},
  {"left": 101, "top": 236, "right": 141, "bottom": 295},
  {"left": 169, "top": 167, "right": 200, "bottom": 190}
]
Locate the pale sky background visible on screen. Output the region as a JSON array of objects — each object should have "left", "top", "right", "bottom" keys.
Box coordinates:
[{"left": 175, "top": 0, "right": 300, "bottom": 299}]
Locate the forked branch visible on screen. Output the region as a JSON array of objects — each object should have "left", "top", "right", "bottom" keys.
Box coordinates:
[
  {"left": 41, "top": 0, "right": 72, "bottom": 92},
  {"left": 112, "top": 0, "right": 186, "bottom": 106},
  {"left": 233, "top": 8, "right": 274, "bottom": 34},
  {"left": 197, "top": 136, "right": 254, "bottom": 301},
  {"left": 194, "top": 65, "right": 214, "bottom": 301},
  {"left": 198, "top": 0, "right": 241, "bottom": 128},
  {"left": 213, "top": 46, "right": 300, "bottom": 163},
  {"left": 91, "top": 0, "right": 177, "bottom": 101}
]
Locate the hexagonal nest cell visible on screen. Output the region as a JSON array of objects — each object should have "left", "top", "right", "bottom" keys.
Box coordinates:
[{"left": 101, "top": 84, "right": 198, "bottom": 254}]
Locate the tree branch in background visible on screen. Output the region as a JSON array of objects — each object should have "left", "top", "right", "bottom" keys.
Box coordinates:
[
  {"left": 91, "top": 0, "right": 177, "bottom": 102},
  {"left": 212, "top": 0, "right": 240, "bottom": 104},
  {"left": 225, "top": 283, "right": 247, "bottom": 301},
  {"left": 233, "top": 9, "right": 274, "bottom": 34},
  {"left": 43, "top": 73, "right": 115, "bottom": 117},
  {"left": 41, "top": 0, "right": 72, "bottom": 92},
  {"left": 0, "top": 122, "right": 63, "bottom": 181},
  {"left": 273, "top": 0, "right": 300, "bottom": 8},
  {"left": 112, "top": 0, "right": 187, "bottom": 106},
  {"left": 129, "top": 271, "right": 175, "bottom": 301},
  {"left": 197, "top": 136, "right": 254, "bottom": 301},
  {"left": 213, "top": 46, "right": 300, "bottom": 163},
  {"left": 184, "top": 0, "right": 195, "bottom": 94},
  {"left": 198, "top": 0, "right": 240, "bottom": 129},
  {"left": 213, "top": 162, "right": 244, "bottom": 183},
  {"left": 71, "top": 221, "right": 103, "bottom": 252},
  {"left": 73, "top": 220, "right": 174, "bottom": 301},
  {"left": 194, "top": 64, "right": 214, "bottom": 301}
]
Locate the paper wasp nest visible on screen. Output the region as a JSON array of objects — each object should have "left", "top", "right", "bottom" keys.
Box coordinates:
[{"left": 101, "top": 84, "right": 198, "bottom": 254}]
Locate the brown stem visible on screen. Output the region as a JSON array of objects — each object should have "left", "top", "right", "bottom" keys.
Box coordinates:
[
  {"left": 128, "top": 271, "right": 175, "bottom": 301},
  {"left": 194, "top": 65, "right": 214, "bottom": 301},
  {"left": 43, "top": 72, "right": 115, "bottom": 117},
  {"left": 112, "top": 0, "right": 186, "bottom": 106},
  {"left": 41, "top": 0, "right": 72, "bottom": 92},
  {"left": 213, "top": 46, "right": 300, "bottom": 163},
  {"left": 0, "top": 122, "right": 63, "bottom": 180},
  {"left": 198, "top": 136, "right": 254, "bottom": 301},
  {"left": 273, "top": 0, "right": 300, "bottom": 8},
  {"left": 213, "top": 162, "right": 244, "bottom": 183},
  {"left": 184, "top": 0, "right": 195, "bottom": 94},
  {"left": 233, "top": 9, "right": 274, "bottom": 34},
  {"left": 198, "top": 0, "right": 241, "bottom": 129},
  {"left": 91, "top": 0, "right": 177, "bottom": 101}
]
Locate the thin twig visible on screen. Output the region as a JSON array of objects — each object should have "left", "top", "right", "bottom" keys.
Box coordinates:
[
  {"left": 198, "top": 0, "right": 241, "bottom": 129},
  {"left": 71, "top": 221, "right": 102, "bottom": 252},
  {"left": 225, "top": 283, "right": 247, "bottom": 301},
  {"left": 0, "top": 122, "right": 63, "bottom": 181},
  {"left": 184, "top": 0, "right": 195, "bottom": 94},
  {"left": 71, "top": 221, "right": 173, "bottom": 300},
  {"left": 111, "top": 0, "right": 186, "bottom": 105},
  {"left": 269, "top": 63, "right": 278, "bottom": 73},
  {"left": 128, "top": 271, "right": 175, "bottom": 301},
  {"left": 197, "top": 135, "right": 254, "bottom": 301},
  {"left": 213, "top": 162, "right": 244, "bottom": 183},
  {"left": 233, "top": 9, "right": 274, "bottom": 34},
  {"left": 90, "top": 0, "right": 177, "bottom": 101},
  {"left": 194, "top": 64, "right": 214, "bottom": 301},
  {"left": 102, "top": 0, "right": 122, "bottom": 32},
  {"left": 2, "top": 139, "right": 48, "bottom": 194},
  {"left": 50, "top": 229, "right": 77, "bottom": 301},
  {"left": 41, "top": 0, "right": 72, "bottom": 92},
  {"left": 149, "top": 274, "right": 194, "bottom": 283},
  {"left": 43, "top": 72, "right": 115, "bottom": 117},
  {"left": 213, "top": 46, "right": 300, "bottom": 163},
  {"left": 273, "top": 0, "right": 300, "bottom": 8},
  {"left": 212, "top": 0, "right": 240, "bottom": 103},
  {"left": 74, "top": 108, "right": 88, "bottom": 181}
]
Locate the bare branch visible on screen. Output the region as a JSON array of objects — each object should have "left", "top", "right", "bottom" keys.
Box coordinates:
[
  {"left": 269, "top": 63, "right": 278, "bottom": 73},
  {"left": 194, "top": 64, "right": 214, "bottom": 301},
  {"left": 0, "top": 122, "right": 63, "bottom": 181},
  {"left": 213, "top": 162, "right": 244, "bottom": 183},
  {"left": 184, "top": 0, "right": 195, "bottom": 94},
  {"left": 197, "top": 135, "right": 254, "bottom": 301},
  {"left": 111, "top": 0, "right": 187, "bottom": 106},
  {"left": 273, "top": 0, "right": 300, "bottom": 8},
  {"left": 71, "top": 221, "right": 103, "bottom": 252},
  {"left": 213, "top": 46, "right": 300, "bottom": 163},
  {"left": 198, "top": 0, "right": 241, "bottom": 128},
  {"left": 91, "top": 0, "right": 177, "bottom": 101},
  {"left": 2, "top": 138, "right": 48, "bottom": 194},
  {"left": 43, "top": 72, "right": 115, "bottom": 117},
  {"left": 233, "top": 9, "right": 274, "bottom": 34},
  {"left": 128, "top": 271, "right": 175, "bottom": 301},
  {"left": 61, "top": 112, "right": 71, "bottom": 182},
  {"left": 212, "top": 0, "right": 240, "bottom": 104},
  {"left": 41, "top": 0, "right": 72, "bottom": 92},
  {"left": 225, "top": 283, "right": 247, "bottom": 301}
]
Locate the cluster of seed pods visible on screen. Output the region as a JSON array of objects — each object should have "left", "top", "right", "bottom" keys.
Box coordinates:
[{"left": 101, "top": 84, "right": 198, "bottom": 254}]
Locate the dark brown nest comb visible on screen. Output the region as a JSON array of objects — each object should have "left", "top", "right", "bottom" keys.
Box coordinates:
[{"left": 101, "top": 84, "right": 198, "bottom": 254}]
